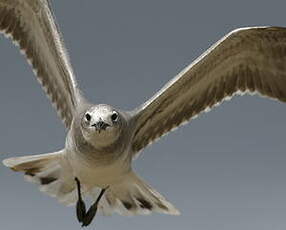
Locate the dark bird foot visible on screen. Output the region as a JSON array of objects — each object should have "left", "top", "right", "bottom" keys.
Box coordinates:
[{"left": 75, "top": 177, "right": 108, "bottom": 227}]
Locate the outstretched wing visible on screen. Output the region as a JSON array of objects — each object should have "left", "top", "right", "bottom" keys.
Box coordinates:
[
  {"left": 0, "top": 0, "right": 79, "bottom": 128},
  {"left": 131, "top": 27, "right": 286, "bottom": 154}
]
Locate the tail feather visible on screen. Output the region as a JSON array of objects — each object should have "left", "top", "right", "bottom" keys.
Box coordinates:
[
  {"left": 90, "top": 171, "right": 180, "bottom": 216},
  {"left": 4, "top": 154, "right": 180, "bottom": 216},
  {"left": 3, "top": 150, "right": 76, "bottom": 205},
  {"left": 3, "top": 152, "right": 60, "bottom": 176}
]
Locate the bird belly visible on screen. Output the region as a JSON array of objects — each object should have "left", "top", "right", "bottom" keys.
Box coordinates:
[{"left": 64, "top": 149, "right": 131, "bottom": 190}]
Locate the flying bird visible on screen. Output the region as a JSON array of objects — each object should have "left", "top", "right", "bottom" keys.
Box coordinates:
[{"left": 1, "top": 0, "right": 286, "bottom": 227}]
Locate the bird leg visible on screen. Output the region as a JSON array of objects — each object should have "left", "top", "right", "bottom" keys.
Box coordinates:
[
  {"left": 75, "top": 177, "right": 86, "bottom": 223},
  {"left": 75, "top": 177, "right": 108, "bottom": 227},
  {"left": 81, "top": 187, "right": 107, "bottom": 227}
]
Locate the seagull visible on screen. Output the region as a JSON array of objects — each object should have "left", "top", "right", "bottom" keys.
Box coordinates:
[{"left": 1, "top": 0, "right": 286, "bottom": 227}]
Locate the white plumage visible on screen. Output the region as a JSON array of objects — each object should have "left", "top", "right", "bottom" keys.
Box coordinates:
[{"left": 1, "top": 0, "right": 286, "bottom": 225}]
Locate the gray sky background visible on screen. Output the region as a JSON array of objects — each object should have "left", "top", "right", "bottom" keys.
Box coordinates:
[{"left": 1, "top": 0, "right": 286, "bottom": 230}]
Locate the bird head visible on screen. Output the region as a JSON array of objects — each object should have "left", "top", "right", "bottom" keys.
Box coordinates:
[{"left": 81, "top": 104, "right": 124, "bottom": 147}]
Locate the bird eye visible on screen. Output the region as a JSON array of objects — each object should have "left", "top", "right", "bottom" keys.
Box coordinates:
[
  {"left": 111, "top": 112, "right": 118, "bottom": 122},
  {"left": 85, "top": 113, "right": 91, "bottom": 122}
]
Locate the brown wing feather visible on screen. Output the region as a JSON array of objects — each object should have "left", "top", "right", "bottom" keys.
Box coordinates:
[
  {"left": 131, "top": 27, "right": 286, "bottom": 154},
  {"left": 0, "top": 0, "right": 79, "bottom": 128}
]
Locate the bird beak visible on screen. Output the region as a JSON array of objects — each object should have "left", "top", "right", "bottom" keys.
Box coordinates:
[{"left": 91, "top": 120, "right": 110, "bottom": 132}]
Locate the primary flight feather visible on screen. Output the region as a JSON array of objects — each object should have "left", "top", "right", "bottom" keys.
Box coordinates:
[{"left": 1, "top": 0, "right": 286, "bottom": 227}]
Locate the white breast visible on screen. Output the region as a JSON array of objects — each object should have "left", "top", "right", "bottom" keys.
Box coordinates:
[{"left": 62, "top": 149, "right": 131, "bottom": 190}]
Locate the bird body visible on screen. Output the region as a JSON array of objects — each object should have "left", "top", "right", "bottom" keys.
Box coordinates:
[
  {"left": 64, "top": 104, "right": 133, "bottom": 188},
  {"left": 65, "top": 113, "right": 132, "bottom": 189},
  {"left": 1, "top": 0, "right": 286, "bottom": 225}
]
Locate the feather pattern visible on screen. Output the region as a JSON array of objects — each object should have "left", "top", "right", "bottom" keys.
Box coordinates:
[
  {"left": 131, "top": 27, "right": 286, "bottom": 154},
  {"left": 0, "top": 0, "right": 79, "bottom": 128}
]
